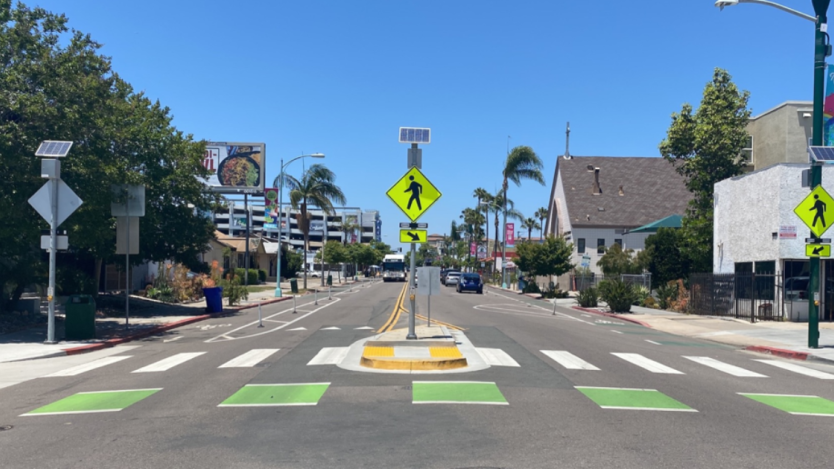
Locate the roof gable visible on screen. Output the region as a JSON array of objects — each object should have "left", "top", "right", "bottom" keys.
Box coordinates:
[{"left": 558, "top": 156, "right": 692, "bottom": 228}]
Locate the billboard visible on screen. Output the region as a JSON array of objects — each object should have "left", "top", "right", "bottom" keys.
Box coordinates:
[{"left": 201, "top": 142, "right": 265, "bottom": 194}]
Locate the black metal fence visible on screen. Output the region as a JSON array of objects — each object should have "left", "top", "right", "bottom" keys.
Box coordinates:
[{"left": 689, "top": 273, "right": 784, "bottom": 321}]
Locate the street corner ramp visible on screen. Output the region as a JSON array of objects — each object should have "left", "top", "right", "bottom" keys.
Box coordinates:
[{"left": 337, "top": 325, "right": 490, "bottom": 374}]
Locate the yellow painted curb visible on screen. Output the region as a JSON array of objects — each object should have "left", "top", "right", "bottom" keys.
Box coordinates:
[
  {"left": 429, "top": 347, "right": 462, "bottom": 358},
  {"left": 360, "top": 356, "right": 468, "bottom": 371},
  {"left": 363, "top": 346, "right": 394, "bottom": 357}
]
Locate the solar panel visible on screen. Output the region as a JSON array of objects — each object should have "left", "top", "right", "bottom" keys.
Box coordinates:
[
  {"left": 398, "top": 127, "right": 431, "bottom": 144},
  {"left": 809, "top": 146, "right": 834, "bottom": 162},
  {"left": 35, "top": 140, "right": 73, "bottom": 157}
]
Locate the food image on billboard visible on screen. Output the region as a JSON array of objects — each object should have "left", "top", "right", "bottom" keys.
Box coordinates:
[{"left": 202, "top": 142, "right": 266, "bottom": 193}]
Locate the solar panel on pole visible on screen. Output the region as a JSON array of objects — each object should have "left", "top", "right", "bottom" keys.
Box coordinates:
[{"left": 35, "top": 141, "right": 73, "bottom": 158}]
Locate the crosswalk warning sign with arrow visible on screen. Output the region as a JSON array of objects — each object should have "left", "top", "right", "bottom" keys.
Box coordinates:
[
  {"left": 795, "top": 186, "right": 834, "bottom": 238},
  {"left": 806, "top": 244, "right": 831, "bottom": 257},
  {"left": 386, "top": 167, "right": 442, "bottom": 222},
  {"left": 399, "top": 229, "right": 427, "bottom": 243}
]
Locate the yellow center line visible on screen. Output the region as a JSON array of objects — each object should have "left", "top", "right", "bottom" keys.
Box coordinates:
[{"left": 377, "top": 282, "right": 408, "bottom": 333}]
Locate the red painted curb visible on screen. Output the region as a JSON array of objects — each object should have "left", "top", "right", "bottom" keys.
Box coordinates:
[
  {"left": 745, "top": 345, "right": 810, "bottom": 361},
  {"left": 572, "top": 306, "right": 653, "bottom": 328}
]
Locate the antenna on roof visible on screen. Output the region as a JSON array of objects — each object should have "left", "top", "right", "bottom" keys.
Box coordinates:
[{"left": 563, "top": 122, "right": 571, "bottom": 160}]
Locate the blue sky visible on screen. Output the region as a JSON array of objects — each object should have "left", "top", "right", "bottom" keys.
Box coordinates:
[{"left": 34, "top": 0, "right": 818, "bottom": 249}]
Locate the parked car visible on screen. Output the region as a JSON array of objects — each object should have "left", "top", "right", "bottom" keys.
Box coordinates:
[
  {"left": 296, "top": 270, "right": 321, "bottom": 278},
  {"left": 457, "top": 273, "right": 483, "bottom": 294},
  {"left": 444, "top": 271, "right": 461, "bottom": 287},
  {"left": 441, "top": 270, "right": 459, "bottom": 285}
]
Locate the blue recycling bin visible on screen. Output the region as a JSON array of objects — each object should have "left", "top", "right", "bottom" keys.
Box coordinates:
[{"left": 203, "top": 287, "right": 223, "bottom": 313}]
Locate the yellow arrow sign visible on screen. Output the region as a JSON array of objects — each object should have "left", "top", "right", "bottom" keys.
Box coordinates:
[
  {"left": 400, "top": 229, "right": 427, "bottom": 243},
  {"left": 386, "top": 167, "right": 442, "bottom": 222},
  {"left": 806, "top": 244, "right": 831, "bottom": 257},
  {"left": 795, "top": 186, "right": 834, "bottom": 238}
]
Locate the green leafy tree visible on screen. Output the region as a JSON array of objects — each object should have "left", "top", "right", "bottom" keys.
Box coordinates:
[
  {"left": 450, "top": 221, "right": 459, "bottom": 241},
  {"left": 369, "top": 240, "right": 392, "bottom": 265},
  {"left": 597, "top": 243, "right": 643, "bottom": 277},
  {"left": 515, "top": 236, "right": 574, "bottom": 288},
  {"left": 659, "top": 68, "right": 751, "bottom": 273},
  {"left": 0, "top": 2, "right": 217, "bottom": 312},
  {"left": 644, "top": 228, "right": 689, "bottom": 288},
  {"left": 275, "top": 164, "right": 346, "bottom": 289},
  {"left": 319, "top": 240, "right": 347, "bottom": 282}
]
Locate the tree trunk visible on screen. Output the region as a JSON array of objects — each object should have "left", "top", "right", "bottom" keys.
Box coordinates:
[
  {"left": 527, "top": 226, "right": 532, "bottom": 241},
  {"left": 539, "top": 216, "right": 545, "bottom": 239},
  {"left": 303, "top": 232, "right": 309, "bottom": 290}
]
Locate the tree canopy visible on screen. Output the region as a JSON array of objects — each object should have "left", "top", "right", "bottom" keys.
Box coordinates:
[
  {"left": 1, "top": 2, "right": 219, "bottom": 311},
  {"left": 515, "top": 236, "right": 574, "bottom": 286}
]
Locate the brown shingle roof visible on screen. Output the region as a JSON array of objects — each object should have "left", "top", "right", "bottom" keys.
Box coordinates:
[{"left": 558, "top": 156, "right": 692, "bottom": 228}]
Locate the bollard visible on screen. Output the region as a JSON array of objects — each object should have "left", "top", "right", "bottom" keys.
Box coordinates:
[
  {"left": 258, "top": 302, "right": 264, "bottom": 327},
  {"left": 315, "top": 289, "right": 318, "bottom": 305},
  {"left": 293, "top": 295, "right": 297, "bottom": 314},
  {"left": 552, "top": 299, "right": 557, "bottom": 316},
  {"left": 328, "top": 286, "right": 332, "bottom": 300}
]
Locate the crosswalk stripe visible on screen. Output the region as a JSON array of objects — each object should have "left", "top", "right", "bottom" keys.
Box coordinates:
[
  {"left": 541, "top": 351, "right": 600, "bottom": 370},
  {"left": 612, "top": 353, "right": 683, "bottom": 374},
  {"left": 476, "top": 348, "right": 520, "bottom": 367},
  {"left": 132, "top": 352, "right": 205, "bottom": 373},
  {"left": 320, "top": 326, "right": 341, "bottom": 330},
  {"left": 307, "top": 347, "right": 349, "bottom": 365},
  {"left": 683, "top": 356, "right": 768, "bottom": 377},
  {"left": 218, "top": 349, "right": 279, "bottom": 368},
  {"left": 754, "top": 359, "right": 834, "bottom": 379},
  {"left": 45, "top": 356, "right": 132, "bottom": 377}
]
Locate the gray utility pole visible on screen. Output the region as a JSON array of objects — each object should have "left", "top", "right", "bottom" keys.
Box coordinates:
[
  {"left": 48, "top": 161, "right": 58, "bottom": 342},
  {"left": 245, "top": 193, "right": 250, "bottom": 287}
]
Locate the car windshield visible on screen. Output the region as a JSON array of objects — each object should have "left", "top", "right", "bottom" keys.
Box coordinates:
[{"left": 462, "top": 274, "right": 479, "bottom": 280}]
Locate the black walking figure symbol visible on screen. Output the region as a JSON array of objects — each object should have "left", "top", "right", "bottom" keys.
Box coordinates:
[
  {"left": 812, "top": 194, "right": 827, "bottom": 228},
  {"left": 405, "top": 175, "right": 423, "bottom": 210}
]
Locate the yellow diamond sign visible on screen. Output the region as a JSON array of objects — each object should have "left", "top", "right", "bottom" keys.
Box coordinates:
[
  {"left": 795, "top": 186, "right": 834, "bottom": 238},
  {"left": 386, "top": 167, "right": 442, "bottom": 222}
]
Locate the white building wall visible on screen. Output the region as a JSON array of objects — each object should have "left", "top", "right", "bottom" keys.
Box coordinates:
[
  {"left": 549, "top": 172, "right": 572, "bottom": 236},
  {"left": 571, "top": 227, "right": 625, "bottom": 275},
  {"left": 714, "top": 164, "right": 834, "bottom": 273}
]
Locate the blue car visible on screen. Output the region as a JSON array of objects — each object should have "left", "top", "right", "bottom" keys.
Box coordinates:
[{"left": 456, "top": 273, "right": 483, "bottom": 294}]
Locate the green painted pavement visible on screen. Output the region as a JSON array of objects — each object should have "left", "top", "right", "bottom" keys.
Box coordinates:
[
  {"left": 740, "top": 393, "right": 834, "bottom": 416},
  {"left": 412, "top": 381, "right": 508, "bottom": 405},
  {"left": 24, "top": 389, "right": 161, "bottom": 416},
  {"left": 576, "top": 386, "right": 696, "bottom": 412},
  {"left": 220, "top": 383, "right": 330, "bottom": 406}
]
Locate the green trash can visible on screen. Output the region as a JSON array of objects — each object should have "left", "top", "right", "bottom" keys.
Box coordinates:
[
  {"left": 327, "top": 275, "right": 333, "bottom": 286},
  {"left": 290, "top": 278, "right": 299, "bottom": 294},
  {"left": 65, "top": 295, "right": 96, "bottom": 340}
]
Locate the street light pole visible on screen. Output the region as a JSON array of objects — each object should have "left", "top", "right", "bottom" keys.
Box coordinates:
[
  {"left": 274, "top": 153, "right": 325, "bottom": 297},
  {"left": 716, "top": 0, "right": 829, "bottom": 347}
]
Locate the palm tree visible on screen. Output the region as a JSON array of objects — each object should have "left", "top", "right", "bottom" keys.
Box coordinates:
[
  {"left": 276, "top": 164, "right": 346, "bottom": 290},
  {"left": 534, "top": 207, "right": 548, "bottom": 239},
  {"left": 521, "top": 217, "right": 540, "bottom": 241},
  {"left": 473, "top": 187, "right": 490, "bottom": 260},
  {"left": 500, "top": 146, "right": 544, "bottom": 285},
  {"left": 341, "top": 216, "right": 360, "bottom": 246},
  {"left": 485, "top": 191, "right": 522, "bottom": 274}
]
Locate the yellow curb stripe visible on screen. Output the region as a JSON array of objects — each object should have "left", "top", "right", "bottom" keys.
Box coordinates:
[
  {"left": 415, "top": 314, "right": 466, "bottom": 331},
  {"left": 429, "top": 347, "right": 463, "bottom": 358},
  {"left": 363, "top": 346, "right": 394, "bottom": 357},
  {"left": 378, "top": 283, "right": 408, "bottom": 333}
]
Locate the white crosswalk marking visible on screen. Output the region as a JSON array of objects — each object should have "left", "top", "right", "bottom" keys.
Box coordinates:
[
  {"left": 132, "top": 352, "right": 205, "bottom": 373},
  {"left": 754, "top": 359, "right": 834, "bottom": 379},
  {"left": 354, "top": 326, "right": 374, "bottom": 330},
  {"left": 320, "top": 326, "right": 341, "bottom": 330},
  {"left": 541, "top": 351, "right": 599, "bottom": 370},
  {"left": 287, "top": 327, "right": 307, "bottom": 331},
  {"left": 612, "top": 353, "right": 683, "bottom": 374},
  {"left": 476, "top": 348, "right": 520, "bottom": 367},
  {"left": 683, "top": 356, "right": 768, "bottom": 377},
  {"left": 218, "top": 349, "right": 279, "bottom": 368},
  {"left": 307, "top": 347, "right": 349, "bottom": 365},
  {"left": 45, "top": 356, "right": 132, "bottom": 377}
]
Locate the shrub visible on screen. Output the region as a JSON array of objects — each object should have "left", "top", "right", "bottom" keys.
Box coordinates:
[
  {"left": 642, "top": 296, "right": 658, "bottom": 309},
  {"left": 577, "top": 287, "right": 599, "bottom": 308},
  {"left": 522, "top": 281, "right": 541, "bottom": 294},
  {"left": 221, "top": 274, "right": 249, "bottom": 305},
  {"left": 633, "top": 285, "right": 650, "bottom": 306},
  {"left": 258, "top": 269, "right": 267, "bottom": 282},
  {"left": 656, "top": 281, "right": 679, "bottom": 310},
  {"left": 234, "top": 268, "right": 261, "bottom": 285},
  {"left": 598, "top": 279, "right": 638, "bottom": 313}
]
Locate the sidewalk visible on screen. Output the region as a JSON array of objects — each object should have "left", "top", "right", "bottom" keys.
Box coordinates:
[{"left": 0, "top": 289, "right": 296, "bottom": 363}]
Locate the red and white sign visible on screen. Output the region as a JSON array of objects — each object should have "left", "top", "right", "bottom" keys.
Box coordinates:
[
  {"left": 470, "top": 242, "right": 477, "bottom": 255},
  {"left": 779, "top": 225, "right": 797, "bottom": 239},
  {"left": 506, "top": 223, "right": 515, "bottom": 246},
  {"left": 202, "top": 148, "right": 219, "bottom": 173}
]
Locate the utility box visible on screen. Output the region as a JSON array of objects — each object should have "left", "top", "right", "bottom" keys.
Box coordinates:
[
  {"left": 64, "top": 295, "right": 96, "bottom": 340},
  {"left": 290, "top": 278, "right": 299, "bottom": 294},
  {"left": 327, "top": 275, "right": 333, "bottom": 286}
]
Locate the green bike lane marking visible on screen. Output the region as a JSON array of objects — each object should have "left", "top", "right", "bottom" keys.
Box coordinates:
[
  {"left": 219, "top": 383, "right": 330, "bottom": 407},
  {"left": 576, "top": 386, "right": 696, "bottom": 412},
  {"left": 740, "top": 393, "right": 834, "bottom": 416},
  {"left": 23, "top": 389, "right": 162, "bottom": 416},
  {"left": 412, "top": 381, "right": 508, "bottom": 405}
]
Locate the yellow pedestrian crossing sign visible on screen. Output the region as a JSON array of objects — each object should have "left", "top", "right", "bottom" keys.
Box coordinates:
[
  {"left": 794, "top": 186, "right": 834, "bottom": 238},
  {"left": 386, "top": 167, "right": 442, "bottom": 222},
  {"left": 807, "top": 244, "right": 831, "bottom": 257},
  {"left": 400, "top": 229, "right": 427, "bottom": 243}
]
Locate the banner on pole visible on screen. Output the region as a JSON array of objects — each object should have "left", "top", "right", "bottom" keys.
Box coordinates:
[
  {"left": 825, "top": 64, "right": 834, "bottom": 146},
  {"left": 506, "top": 223, "right": 515, "bottom": 247}
]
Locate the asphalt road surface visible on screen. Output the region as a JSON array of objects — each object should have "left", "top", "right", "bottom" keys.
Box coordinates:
[{"left": 2, "top": 281, "right": 834, "bottom": 469}]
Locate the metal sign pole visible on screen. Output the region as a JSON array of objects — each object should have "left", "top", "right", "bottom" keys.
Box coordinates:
[
  {"left": 244, "top": 193, "right": 250, "bottom": 287},
  {"left": 407, "top": 241, "right": 417, "bottom": 339},
  {"left": 46, "top": 172, "right": 58, "bottom": 343},
  {"left": 427, "top": 276, "right": 432, "bottom": 327},
  {"left": 125, "top": 214, "right": 130, "bottom": 329}
]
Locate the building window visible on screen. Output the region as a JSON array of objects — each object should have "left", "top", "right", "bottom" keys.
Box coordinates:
[
  {"left": 740, "top": 135, "right": 753, "bottom": 164},
  {"left": 614, "top": 239, "right": 622, "bottom": 247},
  {"left": 597, "top": 239, "right": 605, "bottom": 254},
  {"left": 577, "top": 239, "right": 585, "bottom": 253},
  {"left": 735, "top": 262, "right": 753, "bottom": 273}
]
